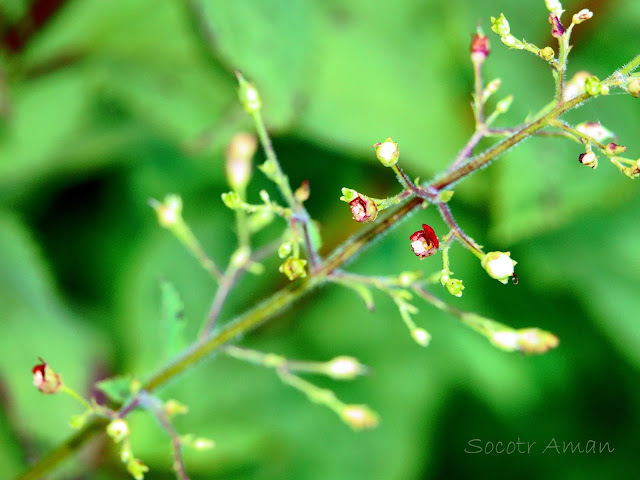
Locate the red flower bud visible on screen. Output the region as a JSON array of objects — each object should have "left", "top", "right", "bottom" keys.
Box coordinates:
[
  {"left": 32, "top": 358, "right": 62, "bottom": 394},
  {"left": 349, "top": 195, "right": 378, "bottom": 223},
  {"left": 410, "top": 224, "right": 439, "bottom": 259},
  {"left": 470, "top": 33, "right": 490, "bottom": 63},
  {"left": 549, "top": 14, "right": 565, "bottom": 38}
]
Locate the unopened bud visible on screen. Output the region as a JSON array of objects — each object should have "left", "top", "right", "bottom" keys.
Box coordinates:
[
  {"left": 106, "top": 419, "right": 129, "bottom": 443},
  {"left": 326, "top": 356, "right": 366, "bottom": 380},
  {"left": 164, "top": 399, "right": 189, "bottom": 418},
  {"left": 516, "top": 328, "right": 559, "bottom": 354},
  {"left": 445, "top": 278, "right": 464, "bottom": 297},
  {"left": 235, "top": 70, "right": 261, "bottom": 113},
  {"left": 545, "top": 0, "right": 564, "bottom": 18},
  {"left": 411, "top": 327, "right": 431, "bottom": 346},
  {"left": 578, "top": 151, "right": 597, "bottom": 169},
  {"left": 438, "top": 190, "right": 454, "bottom": 203},
  {"left": 372, "top": 137, "right": 399, "bottom": 167},
  {"left": 340, "top": 405, "right": 379, "bottom": 430},
  {"left": 482, "top": 79, "right": 501, "bottom": 102},
  {"left": 538, "top": 46, "right": 554, "bottom": 61},
  {"left": 501, "top": 35, "right": 522, "bottom": 49},
  {"left": 294, "top": 180, "right": 310, "bottom": 202},
  {"left": 564, "top": 71, "right": 591, "bottom": 100},
  {"left": 221, "top": 191, "right": 242, "bottom": 209},
  {"left": 32, "top": 358, "right": 62, "bottom": 394},
  {"left": 150, "top": 195, "right": 183, "bottom": 228},
  {"left": 572, "top": 9, "right": 593, "bottom": 24},
  {"left": 481, "top": 251, "right": 516, "bottom": 284},
  {"left": 127, "top": 459, "right": 149, "bottom": 480},
  {"left": 584, "top": 76, "right": 601, "bottom": 96},
  {"left": 470, "top": 32, "right": 490, "bottom": 63},
  {"left": 605, "top": 143, "right": 626, "bottom": 156},
  {"left": 225, "top": 133, "right": 256, "bottom": 190},
  {"left": 627, "top": 78, "right": 640, "bottom": 98},
  {"left": 279, "top": 257, "right": 307, "bottom": 281},
  {"left": 549, "top": 14, "right": 565, "bottom": 38},
  {"left": 490, "top": 14, "right": 510, "bottom": 36},
  {"left": 575, "top": 122, "right": 614, "bottom": 142},
  {"left": 495, "top": 95, "right": 513, "bottom": 113}
]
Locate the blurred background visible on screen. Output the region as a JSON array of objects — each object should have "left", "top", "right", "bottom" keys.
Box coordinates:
[{"left": 1, "top": 0, "right": 640, "bottom": 478}]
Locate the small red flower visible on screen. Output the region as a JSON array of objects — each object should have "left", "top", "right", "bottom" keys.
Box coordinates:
[
  {"left": 349, "top": 195, "right": 378, "bottom": 223},
  {"left": 410, "top": 224, "right": 439, "bottom": 259},
  {"left": 470, "top": 33, "right": 489, "bottom": 63},
  {"left": 32, "top": 358, "right": 62, "bottom": 394}
]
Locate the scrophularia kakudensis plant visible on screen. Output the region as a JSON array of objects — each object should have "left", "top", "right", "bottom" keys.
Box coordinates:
[{"left": 22, "top": 2, "right": 640, "bottom": 479}]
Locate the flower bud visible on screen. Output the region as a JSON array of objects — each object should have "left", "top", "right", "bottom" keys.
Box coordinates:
[
  {"left": 32, "top": 358, "right": 62, "bottom": 394},
  {"left": 411, "top": 327, "right": 431, "bottom": 346},
  {"left": 235, "top": 70, "right": 261, "bottom": 113},
  {"left": 495, "top": 95, "right": 513, "bottom": 114},
  {"left": 578, "top": 151, "right": 597, "bottom": 169},
  {"left": 575, "top": 122, "right": 614, "bottom": 142},
  {"left": 549, "top": 14, "right": 565, "bottom": 38},
  {"left": 106, "top": 419, "right": 129, "bottom": 443},
  {"left": 340, "top": 405, "right": 379, "bottom": 430},
  {"left": 563, "top": 71, "right": 591, "bottom": 100},
  {"left": 445, "top": 278, "right": 464, "bottom": 297},
  {"left": 538, "top": 46, "right": 554, "bottom": 61},
  {"left": 221, "top": 191, "right": 242, "bottom": 209},
  {"left": 279, "top": 257, "right": 307, "bottom": 280},
  {"left": 481, "top": 251, "right": 516, "bottom": 284},
  {"left": 605, "top": 143, "right": 626, "bottom": 156},
  {"left": 516, "top": 328, "right": 559, "bottom": 354},
  {"left": 127, "top": 458, "right": 149, "bottom": 480},
  {"left": 372, "top": 137, "right": 399, "bottom": 167},
  {"left": 325, "top": 356, "right": 366, "bottom": 380},
  {"left": 545, "top": 0, "right": 564, "bottom": 17},
  {"left": 490, "top": 14, "right": 510, "bottom": 36},
  {"left": 409, "top": 224, "right": 439, "bottom": 259},
  {"left": 482, "top": 78, "right": 501, "bottom": 102},
  {"left": 438, "top": 190, "right": 454, "bottom": 203},
  {"left": 490, "top": 330, "right": 519, "bottom": 351},
  {"left": 501, "top": 35, "right": 522, "bottom": 49},
  {"left": 150, "top": 195, "right": 183, "bottom": 228},
  {"left": 225, "top": 132, "right": 256, "bottom": 190},
  {"left": 627, "top": 78, "right": 640, "bottom": 98},
  {"left": 278, "top": 242, "right": 293, "bottom": 258},
  {"left": 294, "top": 180, "right": 310, "bottom": 202},
  {"left": 164, "top": 399, "right": 189, "bottom": 418},
  {"left": 584, "top": 76, "right": 601, "bottom": 96},
  {"left": 572, "top": 9, "right": 593, "bottom": 24},
  {"left": 349, "top": 194, "right": 378, "bottom": 223},
  {"left": 470, "top": 32, "right": 490, "bottom": 63}
]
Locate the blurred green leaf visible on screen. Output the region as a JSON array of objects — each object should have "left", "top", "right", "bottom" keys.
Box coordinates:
[
  {"left": 160, "top": 279, "right": 187, "bottom": 359},
  {"left": 95, "top": 376, "right": 133, "bottom": 404}
]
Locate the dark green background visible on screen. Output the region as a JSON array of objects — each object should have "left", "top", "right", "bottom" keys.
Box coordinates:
[{"left": 1, "top": 0, "right": 639, "bottom": 478}]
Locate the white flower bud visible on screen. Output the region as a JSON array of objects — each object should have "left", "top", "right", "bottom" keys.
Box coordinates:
[{"left": 481, "top": 251, "right": 516, "bottom": 284}]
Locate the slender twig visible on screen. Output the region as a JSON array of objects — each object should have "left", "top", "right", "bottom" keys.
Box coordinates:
[
  {"left": 139, "top": 393, "right": 190, "bottom": 480},
  {"left": 437, "top": 203, "right": 484, "bottom": 258}
]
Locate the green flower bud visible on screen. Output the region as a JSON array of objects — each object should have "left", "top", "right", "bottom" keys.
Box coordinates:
[
  {"left": 605, "top": 143, "right": 626, "bottom": 156},
  {"left": 490, "top": 14, "right": 510, "bottom": 36},
  {"left": 538, "top": 46, "right": 554, "bottom": 61},
  {"left": 221, "top": 191, "right": 242, "bottom": 209},
  {"left": 149, "top": 195, "right": 183, "bottom": 228},
  {"left": 516, "top": 328, "right": 559, "bottom": 354},
  {"left": 544, "top": 0, "right": 564, "bottom": 18},
  {"left": 127, "top": 458, "right": 149, "bottom": 480},
  {"left": 584, "top": 76, "right": 601, "bottom": 96},
  {"left": 445, "top": 278, "right": 465, "bottom": 297},
  {"left": 438, "top": 190, "right": 454, "bottom": 203},
  {"left": 372, "top": 137, "right": 399, "bottom": 167},
  {"left": 495, "top": 95, "right": 514, "bottom": 113},
  {"left": 340, "top": 404, "right": 379, "bottom": 430},
  {"left": 106, "top": 419, "right": 129, "bottom": 443},
  {"left": 481, "top": 251, "right": 516, "bottom": 284},
  {"left": 278, "top": 242, "right": 293, "bottom": 258},
  {"left": 235, "top": 70, "right": 261, "bottom": 113},
  {"left": 279, "top": 257, "right": 307, "bottom": 280},
  {"left": 325, "top": 356, "right": 366, "bottom": 380},
  {"left": 501, "top": 35, "right": 522, "bottom": 49},
  {"left": 411, "top": 327, "right": 431, "bottom": 347},
  {"left": 627, "top": 78, "right": 640, "bottom": 98}
]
